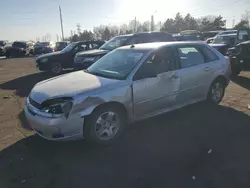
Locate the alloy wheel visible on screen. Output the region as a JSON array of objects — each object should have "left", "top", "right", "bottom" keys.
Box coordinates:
[{"left": 94, "top": 111, "right": 120, "bottom": 141}]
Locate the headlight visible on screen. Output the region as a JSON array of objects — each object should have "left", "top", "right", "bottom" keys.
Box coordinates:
[
  {"left": 42, "top": 99, "right": 73, "bottom": 118},
  {"left": 40, "top": 58, "right": 48, "bottom": 63}
]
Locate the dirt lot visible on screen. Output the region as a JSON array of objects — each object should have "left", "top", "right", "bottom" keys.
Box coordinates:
[{"left": 0, "top": 57, "right": 250, "bottom": 188}]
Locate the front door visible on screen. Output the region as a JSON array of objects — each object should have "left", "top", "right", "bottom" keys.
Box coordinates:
[{"left": 132, "top": 47, "right": 180, "bottom": 118}]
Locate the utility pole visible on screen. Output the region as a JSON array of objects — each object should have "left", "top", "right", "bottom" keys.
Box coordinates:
[
  {"left": 151, "top": 15, "right": 154, "bottom": 32},
  {"left": 134, "top": 17, "right": 137, "bottom": 33},
  {"left": 232, "top": 16, "right": 235, "bottom": 28},
  {"left": 59, "top": 6, "right": 64, "bottom": 41}
]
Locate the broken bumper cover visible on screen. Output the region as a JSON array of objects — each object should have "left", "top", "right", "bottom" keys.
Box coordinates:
[{"left": 24, "top": 104, "right": 84, "bottom": 141}]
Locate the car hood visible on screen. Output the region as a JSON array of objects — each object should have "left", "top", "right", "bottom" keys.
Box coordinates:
[
  {"left": 209, "top": 43, "right": 228, "bottom": 48},
  {"left": 29, "top": 71, "right": 122, "bottom": 104},
  {"left": 36, "top": 51, "right": 61, "bottom": 59},
  {"left": 76, "top": 49, "right": 109, "bottom": 57}
]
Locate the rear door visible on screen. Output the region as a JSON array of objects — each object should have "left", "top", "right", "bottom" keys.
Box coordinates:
[{"left": 175, "top": 45, "right": 218, "bottom": 104}]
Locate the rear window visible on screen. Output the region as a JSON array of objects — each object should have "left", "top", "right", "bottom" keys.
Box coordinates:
[
  {"left": 13, "top": 42, "right": 26, "bottom": 48},
  {"left": 199, "top": 46, "right": 219, "bottom": 62},
  {"left": 178, "top": 46, "right": 205, "bottom": 68}
]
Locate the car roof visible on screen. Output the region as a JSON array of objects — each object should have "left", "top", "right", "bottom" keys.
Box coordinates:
[
  {"left": 217, "top": 34, "right": 237, "bottom": 37},
  {"left": 118, "top": 41, "right": 206, "bottom": 51}
]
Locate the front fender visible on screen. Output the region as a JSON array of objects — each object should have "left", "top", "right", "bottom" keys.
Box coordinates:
[{"left": 71, "top": 84, "right": 133, "bottom": 120}]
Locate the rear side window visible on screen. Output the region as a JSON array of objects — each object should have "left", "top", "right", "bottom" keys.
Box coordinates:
[
  {"left": 178, "top": 46, "right": 205, "bottom": 69},
  {"left": 199, "top": 46, "right": 219, "bottom": 62}
]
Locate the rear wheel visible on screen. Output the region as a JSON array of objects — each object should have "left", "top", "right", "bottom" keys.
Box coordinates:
[
  {"left": 232, "top": 66, "right": 242, "bottom": 77},
  {"left": 207, "top": 79, "right": 225, "bottom": 104},
  {"left": 51, "top": 62, "right": 62, "bottom": 74},
  {"left": 84, "top": 105, "right": 126, "bottom": 145}
]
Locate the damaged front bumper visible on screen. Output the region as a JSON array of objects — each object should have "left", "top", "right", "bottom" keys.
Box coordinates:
[{"left": 24, "top": 99, "right": 84, "bottom": 141}]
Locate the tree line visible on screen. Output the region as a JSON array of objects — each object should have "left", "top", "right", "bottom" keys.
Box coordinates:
[{"left": 66, "top": 11, "right": 250, "bottom": 42}]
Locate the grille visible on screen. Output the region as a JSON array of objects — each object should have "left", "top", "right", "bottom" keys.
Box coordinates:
[{"left": 29, "top": 97, "right": 43, "bottom": 109}]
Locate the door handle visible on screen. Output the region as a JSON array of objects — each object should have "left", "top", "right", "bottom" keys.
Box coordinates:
[{"left": 204, "top": 67, "right": 211, "bottom": 72}]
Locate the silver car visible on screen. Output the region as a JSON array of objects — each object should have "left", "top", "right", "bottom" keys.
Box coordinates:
[{"left": 24, "top": 42, "right": 231, "bottom": 145}]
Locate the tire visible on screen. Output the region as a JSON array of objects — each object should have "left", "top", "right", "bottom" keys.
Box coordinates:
[
  {"left": 5, "top": 51, "right": 10, "bottom": 58},
  {"left": 84, "top": 105, "right": 126, "bottom": 145},
  {"left": 51, "top": 62, "right": 63, "bottom": 74},
  {"left": 207, "top": 78, "right": 225, "bottom": 104},
  {"left": 232, "top": 67, "right": 242, "bottom": 77}
]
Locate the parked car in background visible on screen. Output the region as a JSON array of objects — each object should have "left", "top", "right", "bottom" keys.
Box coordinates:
[
  {"left": 54, "top": 41, "right": 70, "bottom": 51},
  {"left": 226, "top": 29, "right": 250, "bottom": 76},
  {"left": 73, "top": 32, "right": 175, "bottom": 70},
  {"left": 202, "top": 30, "right": 223, "bottom": 40},
  {"left": 174, "top": 34, "right": 201, "bottom": 41},
  {"left": 36, "top": 40, "right": 105, "bottom": 74},
  {"left": 217, "top": 30, "right": 237, "bottom": 36},
  {"left": 25, "top": 41, "right": 230, "bottom": 145},
  {"left": 0, "top": 40, "right": 8, "bottom": 56},
  {"left": 206, "top": 37, "right": 215, "bottom": 44},
  {"left": 3, "top": 41, "right": 34, "bottom": 58},
  {"left": 209, "top": 34, "right": 237, "bottom": 55},
  {"left": 33, "top": 41, "right": 56, "bottom": 55}
]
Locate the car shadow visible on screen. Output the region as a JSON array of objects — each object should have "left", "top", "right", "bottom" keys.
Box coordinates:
[
  {"left": 0, "top": 70, "right": 73, "bottom": 97},
  {"left": 2, "top": 103, "right": 250, "bottom": 188},
  {"left": 231, "top": 75, "right": 250, "bottom": 90}
]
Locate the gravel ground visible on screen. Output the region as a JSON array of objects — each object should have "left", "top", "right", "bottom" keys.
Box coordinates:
[{"left": 0, "top": 57, "right": 250, "bottom": 188}]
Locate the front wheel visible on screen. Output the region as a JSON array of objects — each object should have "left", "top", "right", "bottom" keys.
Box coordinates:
[
  {"left": 51, "top": 62, "right": 63, "bottom": 74},
  {"left": 84, "top": 105, "right": 126, "bottom": 145},
  {"left": 207, "top": 79, "right": 225, "bottom": 104}
]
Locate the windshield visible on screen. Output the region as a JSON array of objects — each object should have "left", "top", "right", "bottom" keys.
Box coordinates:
[
  {"left": 99, "top": 36, "right": 130, "bottom": 50},
  {"left": 61, "top": 43, "right": 76, "bottom": 53},
  {"left": 87, "top": 49, "right": 146, "bottom": 80},
  {"left": 56, "top": 42, "right": 66, "bottom": 47},
  {"left": 213, "top": 35, "right": 236, "bottom": 44}
]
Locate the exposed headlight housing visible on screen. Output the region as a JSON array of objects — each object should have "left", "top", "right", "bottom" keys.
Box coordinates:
[
  {"left": 40, "top": 58, "right": 48, "bottom": 63},
  {"left": 41, "top": 98, "right": 73, "bottom": 118}
]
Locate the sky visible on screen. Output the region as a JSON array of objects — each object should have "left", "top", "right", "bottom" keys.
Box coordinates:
[{"left": 0, "top": 0, "right": 249, "bottom": 41}]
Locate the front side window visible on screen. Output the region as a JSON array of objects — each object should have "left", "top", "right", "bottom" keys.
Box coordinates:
[
  {"left": 91, "top": 43, "right": 102, "bottom": 49},
  {"left": 79, "top": 44, "right": 88, "bottom": 51},
  {"left": 178, "top": 46, "right": 205, "bottom": 68},
  {"left": 87, "top": 49, "right": 146, "bottom": 80},
  {"left": 99, "top": 36, "right": 130, "bottom": 50},
  {"left": 134, "top": 48, "right": 177, "bottom": 80}
]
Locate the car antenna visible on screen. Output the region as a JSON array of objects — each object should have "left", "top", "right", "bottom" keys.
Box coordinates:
[{"left": 130, "top": 44, "right": 135, "bottom": 48}]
